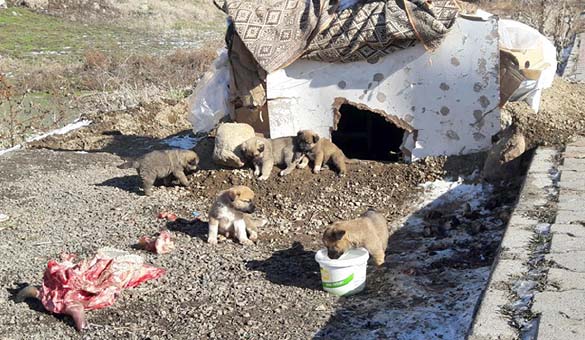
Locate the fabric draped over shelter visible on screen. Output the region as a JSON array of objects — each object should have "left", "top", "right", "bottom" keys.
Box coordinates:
[{"left": 212, "top": 0, "right": 460, "bottom": 135}]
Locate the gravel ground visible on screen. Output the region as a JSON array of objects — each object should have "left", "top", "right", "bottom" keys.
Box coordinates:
[
  {"left": 0, "top": 96, "right": 532, "bottom": 339},
  {"left": 0, "top": 140, "right": 525, "bottom": 340}
]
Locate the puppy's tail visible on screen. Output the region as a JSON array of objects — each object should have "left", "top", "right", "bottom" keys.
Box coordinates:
[
  {"left": 15, "top": 285, "right": 39, "bottom": 303},
  {"left": 117, "top": 159, "right": 139, "bottom": 169}
]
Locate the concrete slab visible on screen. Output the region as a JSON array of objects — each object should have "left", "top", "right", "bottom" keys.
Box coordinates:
[
  {"left": 550, "top": 224, "right": 585, "bottom": 237},
  {"left": 468, "top": 287, "right": 517, "bottom": 340},
  {"left": 547, "top": 251, "right": 585, "bottom": 272},
  {"left": 533, "top": 290, "right": 585, "bottom": 319},
  {"left": 546, "top": 268, "right": 585, "bottom": 291},
  {"left": 499, "top": 230, "right": 533, "bottom": 261},
  {"left": 537, "top": 311, "right": 585, "bottom": 340},
  {"left": 555, "top": 210, "right": 585, "bottom": 224},
  {"left": 550, "top": 233, "right": 585, "bottom": 253},
  {"left": 560, "top": 158, "right": 585, "bottom": 171},
  {"left": 507, "top": 214, "right": 539, "bottom": 227},
  {"left": 564, "top": 145, "right": 585, "bottom": 155}
]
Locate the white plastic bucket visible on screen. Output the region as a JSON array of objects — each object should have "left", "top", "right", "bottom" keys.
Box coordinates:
[{"left": 315, "top": 248, "right": 369, "bottom": 296}]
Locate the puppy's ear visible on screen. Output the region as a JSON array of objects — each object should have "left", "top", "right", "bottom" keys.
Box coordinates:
[
  {"left": 312, "top": 134, "right": 320, "bottom": 144},
  {"left": 297, "top": 131, "right": 303, "bottom": 137},
  {"left": 332, "top": 229, "right": 345, "bottom": 241},
  {"left": 227, "top": 189, "right": 238, "bottom": 201}
]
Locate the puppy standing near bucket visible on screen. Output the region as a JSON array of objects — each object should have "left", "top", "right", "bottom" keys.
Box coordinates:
[
  {"left": 322, "top": 209, "right": 389, "bottom": 266},
  {"left": 207, "top": 185, "right": 267, "bottom": 246}
]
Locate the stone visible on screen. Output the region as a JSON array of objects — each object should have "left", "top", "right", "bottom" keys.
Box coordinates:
[{"left": 212, "top": 123, "right": 256, "bottom": 168}]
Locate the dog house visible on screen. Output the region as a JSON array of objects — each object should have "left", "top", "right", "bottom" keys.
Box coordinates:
[{"left": 190, "top": 1, "right": 509, "bottom": 161}]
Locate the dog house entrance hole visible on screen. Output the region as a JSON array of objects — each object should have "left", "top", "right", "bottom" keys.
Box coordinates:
[{"left": 331, "top": 104, "right": 405, "bottom": 162}]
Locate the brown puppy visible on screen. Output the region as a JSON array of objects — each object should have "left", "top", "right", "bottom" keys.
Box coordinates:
[
  {"left": 322, "top": 209, "right": 389, "bottom": 266},
  {"left": 296, "top": 130, "right": 354, "bottom": 176},
  {"left": 118, "top": 149, "right": 199, "bottom": 196},
  {"left": 208, "top": 185, "right": 266, "bottom": 245},
  {"left": 240, "top": 136, "right": 307, "bottom": 180}
]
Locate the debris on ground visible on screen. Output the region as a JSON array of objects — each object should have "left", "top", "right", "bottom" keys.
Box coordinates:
[
  {"left": 482, "top": 124, "right": 526, "bottom": 182},
  {"left": 507, "top": 78, "right": 585, "bottom": 148},
  {"left": 158, "top": 212, "right": 177, "bottom": 222},
  {"left": 0, "top": 213, "right": 8, "bottom": 223},
  {"left": 20, "top": 247, "right": 165, "bottom": 331},
  {"left": 137, "top": 230, "right": 176, "bottom": 254}
]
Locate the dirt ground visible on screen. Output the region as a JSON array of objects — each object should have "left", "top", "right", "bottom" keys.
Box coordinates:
[
  {"left": 0, "top": 93, "right": 530, "bottom": 339},
  {"left": 1, "top": 77, "right": 583, "bottom": 339},
  {"left": 505, "top": 78, "right": 585, "bottom": 148}
]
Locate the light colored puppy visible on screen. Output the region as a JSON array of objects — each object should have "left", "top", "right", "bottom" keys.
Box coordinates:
[
  {"left": 240, "top": 136, "right": 307, "bottom": 180},
  {"left": 207, "top": 185, "right": 266, "bottom": 245},
  {"left": 296, "top": 130, "right": 355, "bottom": 176},
  {"left": 322, "top": 209, "right": 389, "bottom": 266}
]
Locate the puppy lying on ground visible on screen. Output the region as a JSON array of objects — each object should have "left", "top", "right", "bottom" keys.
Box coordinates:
[
  {"left": 240, "top": 136, "right": 308, "bottom": 180},
  {"left": 322, "top": 209, "right": 389, "bottom": 266},
  {"left": 208, "top": 185, "right": 267, "bottom": 245},
  {"left": 118, "top": 149, "right": 199, "bottom": 196},
  {"left": 296, "top": 130, "right": 355, "bottom": 176}
]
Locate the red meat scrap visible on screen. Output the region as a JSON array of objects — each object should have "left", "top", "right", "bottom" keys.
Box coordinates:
[
  {"left": 39, "top": 247, "right": 165, "bottom": 331},
  {"left": 137, "top": 230, "right": 175, "bottom": 254}
]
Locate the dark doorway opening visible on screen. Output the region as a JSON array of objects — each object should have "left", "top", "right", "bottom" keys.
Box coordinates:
[{"left": 331, "top": 104, "right": 406, "bottom": 162}]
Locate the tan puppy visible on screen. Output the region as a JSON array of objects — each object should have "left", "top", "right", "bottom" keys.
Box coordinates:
[
  {"left": 296, "top": 130, "right": 354, "bottom": 176},
  {"left": 208, "top": 185, "right": 266, "bottom": 245},
  {"left": 118, "top": 149, "right": 199, "bottom": 196},
  {"left": 322, "top": 209, "right": 389, "bottom": 266},
  {"left": 240, "top": 136, "right": 307, "bottom": 180}
]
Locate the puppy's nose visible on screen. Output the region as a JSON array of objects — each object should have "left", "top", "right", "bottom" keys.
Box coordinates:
[
  {"left": 247, "top": 203, "right": 256, "bottom": 213},
  {"left": 328, "top": 250, "right": 341, "bottom": 259}
]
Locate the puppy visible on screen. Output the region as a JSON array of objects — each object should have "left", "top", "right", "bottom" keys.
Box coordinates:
[
  {"left": 296, "top": 130, "right": 354, "bottom": 176},
  {"left": 240, "top": 136, "right": 307, "bottom": 180},
  {"left": 118, "top": 149, "right": 199, "bottom": 196},
  {"left": 322, "top": 209, "right": 389, "bottom": 266},
  {"left": 208, "top": 185, "right": 266, "bottom": 245}
]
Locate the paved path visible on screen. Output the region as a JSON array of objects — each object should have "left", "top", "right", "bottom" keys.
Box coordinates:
[
  {"left": 468, "top": 137, "right": 585, "bottom": 340},
  {"left": 564, "top": 33, "right": 585, "bottom": 82},
  {"left": 533, "top": 138, "right": 585, "bottom": 340}
]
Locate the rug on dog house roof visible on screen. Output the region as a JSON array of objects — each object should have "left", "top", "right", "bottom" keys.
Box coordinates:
[{"left": 189, "top": 0, "right": 502, "bottom": 161}]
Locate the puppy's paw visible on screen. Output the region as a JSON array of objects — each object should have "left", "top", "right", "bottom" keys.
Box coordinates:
[
  {"left": 258, "top": 175, "right": 269, "bottom": 181},
  {"left": 278, "top": 170, "right": 290, "bottom": 177},
  {"left": 248, "top": 231, "right": 258, "bottom": 242},
  {"left": 297, "top": 163, "right": 308, "bottom": 169},
  {"left": 240, "top": 239, "right": 254, "bottom": 246},
  {"left": 207, "top": 238, "right": 218, "bottom": 245},
  {"left": 312, "top": 166, "right": 321, "bottom": 174},
  {"left": 253, "top": 170, "right": 260, "bottom": 176}
]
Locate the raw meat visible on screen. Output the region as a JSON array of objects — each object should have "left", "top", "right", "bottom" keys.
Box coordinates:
[
  {"left": 138, "top": 230, "right": 175, "bottom": 254},
  {"left": 38, "top": 247, "right": 165, "bottom": 331}
]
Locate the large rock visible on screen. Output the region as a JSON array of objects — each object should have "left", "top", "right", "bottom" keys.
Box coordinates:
[
  {"left": 212, "top": 123, "right": 255, "bottom": 168},
  {"left": 482, "top": 124, "right": 526, "bottom": 182}
]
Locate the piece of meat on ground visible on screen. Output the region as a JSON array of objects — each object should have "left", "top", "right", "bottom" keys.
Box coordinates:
[
  {"left": 138, "top": 230, "right": 175, "bottom": 254},
  {"left": 38, "top": 247, "right": 165, "bottom": 331}
]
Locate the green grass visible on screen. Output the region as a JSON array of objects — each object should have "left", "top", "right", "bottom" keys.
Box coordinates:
[
  {"left": 0, "top": 7, "right": 224, "bottom": 60},
  {"left": 0, "top": 8, "right": 131, "bottom": 59}
]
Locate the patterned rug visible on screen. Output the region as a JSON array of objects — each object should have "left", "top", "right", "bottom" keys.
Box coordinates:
[{"left": 216, "top": 0, "right": 459, "bottom": 71}]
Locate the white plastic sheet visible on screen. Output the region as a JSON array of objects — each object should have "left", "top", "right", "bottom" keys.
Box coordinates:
[
  {"left": 188, "top": 49, "right": 231, "bottom": 134},
  {"left": 499, "top": 19, "right": 557, "bottom": 112}
]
